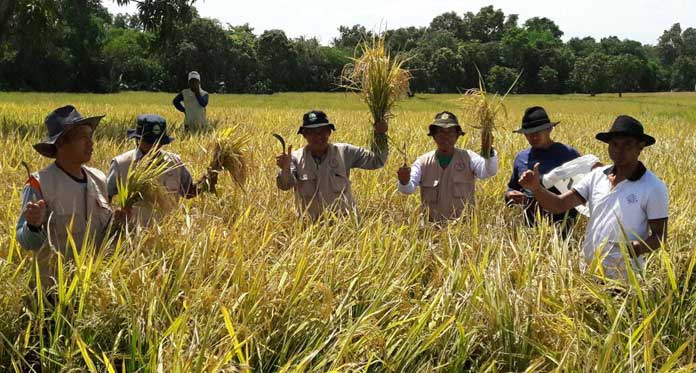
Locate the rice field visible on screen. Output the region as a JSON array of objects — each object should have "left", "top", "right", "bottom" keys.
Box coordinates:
[{"left": 1, "top": 91, "right": 696, "bottom": 371}]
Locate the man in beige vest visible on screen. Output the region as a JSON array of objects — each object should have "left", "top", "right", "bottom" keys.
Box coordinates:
[
  {"left": 16, "top": 105, "right": 121, "bottom": 289},
  {"left": 276, "top": 110, "right": 389, "bottom": 220},
  {"left": 106, "top": 114, "right": 217, "bottom": 226},
  {"left": 397, "top": 111, "right": 498, "bottom": 222},
  {"left": 172, "top": 71, "right": 209, "bottom": 130}
]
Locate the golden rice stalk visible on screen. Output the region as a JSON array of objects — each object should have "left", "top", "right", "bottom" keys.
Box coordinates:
[
  {"left": 460, "top": 67, "right": 520, "bottom": 158},
  {"left": 341, "top": 34, "right": 411, "bottom": 154},
  {"left": 210, "top": 125, "right": 251, "bottom": 188},
  {"left": 114, "top": 150, "right": 176, "bottom": 211}
]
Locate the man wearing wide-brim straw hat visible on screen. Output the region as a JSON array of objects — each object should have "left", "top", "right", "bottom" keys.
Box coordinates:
[
  {"left": 506, "top": 106, "right": 582, "bottom": 236},
  {"left": 16, "top": 105, "right": 124, "bottom": 290},
  {"left": 173, "top": 71, "right": 209, "bottom": 130},
  {"left": 275, "top": 110, "right": 389, "bottom": 221},
  {"left": 107, "top": 114, "right": 217, "bottom": 226},
  {"left": 519, "top": 115, "right": 669, "bottom": 280},
  {"left": 396, "top": 111, "right": 498, "bottom": 222}
]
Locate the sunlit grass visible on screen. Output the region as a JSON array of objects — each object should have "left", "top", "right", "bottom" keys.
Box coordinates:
[{"left": 0, "top": 92, "right": 694, "bottom": 371}]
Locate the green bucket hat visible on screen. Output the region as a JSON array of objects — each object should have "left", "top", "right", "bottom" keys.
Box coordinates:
[{"left": 428, "top": 111, "right": 463, "bottom": 136}]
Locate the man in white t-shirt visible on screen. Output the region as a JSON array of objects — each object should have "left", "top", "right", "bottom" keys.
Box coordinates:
[{"left": 519, "top": 115, "right": 668, "bottom": 280}]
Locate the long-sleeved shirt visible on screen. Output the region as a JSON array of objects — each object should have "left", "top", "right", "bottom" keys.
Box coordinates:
[
  {"left": 16, "top": 185, "right": 47, "bottom": 250},
  {"left": 16, "top": 179, "right": 90, "bottom": 250},
  {"left": 106, "top": 148, "right": 194, "bottom": 200},
  {"left": 172, "top": 91, "right": 208, "bottom": 113},
  {"left": 397, "top": 149, "right": 498, "bottom": 194},
  {"left": 277, "top": 137, "right": 389, "bottom": 190},
  {"left": 507, "top": 143, "right": 581, "bottom": 225}
]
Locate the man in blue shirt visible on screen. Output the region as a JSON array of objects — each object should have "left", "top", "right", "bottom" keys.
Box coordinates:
[{"left": 505, "top": 106, "right": 581, "bottom": 235}]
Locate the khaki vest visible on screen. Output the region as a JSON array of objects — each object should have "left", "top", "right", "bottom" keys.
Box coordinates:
[
  {"left": 111, "top": 149, "right": 185, "bottom": 225},
  {"left": 293, "top": 144, "right": 355, "bottom": 220},
  {"left": 418, "top": 149, "right": 475, "bottom": 222},
  {"left": 34, "top": 163, "right": 112, "bottom": 288},
  {"left": 182, "top": 88, "right": 207, "bottom": 129}
]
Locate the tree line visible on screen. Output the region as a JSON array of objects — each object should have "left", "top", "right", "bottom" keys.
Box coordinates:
[{"left": 1, "top": 1, "right": 695, "bottom": 94}]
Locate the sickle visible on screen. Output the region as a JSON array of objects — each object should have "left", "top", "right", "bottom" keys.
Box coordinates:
[{"left": 272, "top": 133, "right": 286, "bottom": 153}]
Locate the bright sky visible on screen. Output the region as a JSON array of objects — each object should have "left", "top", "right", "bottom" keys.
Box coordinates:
[{"left": 105, "top": 0, "right": 696, "bottom": 45}]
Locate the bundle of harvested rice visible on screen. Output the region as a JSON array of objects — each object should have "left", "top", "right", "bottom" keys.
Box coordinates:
[
  {"left": 460, "top": 68, "right": 520, "bottom": 158},
  {"left": 341, "top": 34, "right": 411, "bottom": 154},
  {"left": 209, "top": 125, "right": 251, "bottom": 189},
  {"left": 113, "top": 150, "right": 176, "bottom": 211}
]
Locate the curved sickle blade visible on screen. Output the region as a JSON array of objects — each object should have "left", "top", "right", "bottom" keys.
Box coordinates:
[{"left": 272, "top": 133, "right": 286, "bottom": 153}]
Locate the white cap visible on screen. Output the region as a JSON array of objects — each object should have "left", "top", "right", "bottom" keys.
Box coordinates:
[{"left": 188, "top": 71, "right": 201, "bottom": 81}]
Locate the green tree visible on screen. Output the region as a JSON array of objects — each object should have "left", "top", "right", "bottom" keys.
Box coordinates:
[
  {"left": 486, "top": 65, "right": 519, "bottom": 94},
  {"left": 671, "top": 55, "right": 696, "bottom": 90},
  {"left": 608, "top": 54, "right": 643, "bottom": 96},
  {"left": 523, "top": 17, "right": 563, "bottom": 39},
  {"left": 430, "top": 12, "right": 465, "bottom": 39},
  {"left": 429, "top": 47, "right": 465, "bottom": 92},
  {"left": 333, "top": 24, "right": 372, "bottom": 50},
  {"left": 572, "top": 52, "right": 610, "bottom": 95},
  {"left": 257, "top": 29, "right": 296, "bottom": 91},
  {"left": 462, "top": 6, "right": 506, "bottom": 42},
  {"left": 657, "top": 23, "right": 682, "bottom": 65},
  {"left": 538, "top": 65, "right": 560, "bottom": 92}
]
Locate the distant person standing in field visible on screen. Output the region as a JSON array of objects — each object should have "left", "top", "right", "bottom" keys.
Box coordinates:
[
  {"left": 107, "top": 114, "right": 217, "bottom": 226},
  {"left": 16, "top": 105, "right": 124, "bottom": 289},
  {"left": 505, "top": 107, "right": 582, "bottom": 236},
  {"left": 172, "top": 71, "right": 209, "bottom": 130},
  {"left": 396, "top": 111, "right": 498, "bottom": 222},
  {"left": 275, "top": 110, "right": 389, "bottom": 221},
  {"left": 518, "top": 115, "right": 668, "bottom": 280}
]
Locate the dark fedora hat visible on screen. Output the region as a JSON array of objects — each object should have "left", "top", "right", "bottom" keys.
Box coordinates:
[
  {"left": 428, "top": 111, "right": 463, "bottom": 136},
  {"left": 596, "top": 115, "right": 655, "bottom": 146},
  {"left": 513, "top": 106, "right": 560, "bottom": 134},
  {"left": 297, "top": 110, "right": 335, "bottom": 134},
  {"left": 33, "top": 105, "right": 105, "bottom": 158},
  {"left": 127, "top": 114, "right": 174, "bottom": 145}
]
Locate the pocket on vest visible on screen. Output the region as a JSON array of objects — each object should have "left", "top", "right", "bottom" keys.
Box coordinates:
[
  {"left": 330, "top": 172, "right": 349, "bottom": 193},
  {"left": 421, "top": 186, "right": 439, "bottom": 203},
  {"left": 297, "top": 173, "right": 317, "bottom": 198},
  {"left": 453, "top": 182, "right": 474, "bottom": 198}
]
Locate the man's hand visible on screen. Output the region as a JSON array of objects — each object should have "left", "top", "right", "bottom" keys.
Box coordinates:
[
  {"left": 505, "top": 190, "right": 528, "bottom": 204},
  {"left": 374, "top": 120, "right": 388, "bottom": 134},
  {"left": 397, "top": 164, "right": 410, "bottom": 185},
  {"left": 276, "top": 145, "right": 293, "bottom": 171},
  {"left": 519, "top": 163, "right": 542, "bottom": 192},
  {"left": 197, "top": 169, "right": 219, "bottom": 193},
  {"left": 24, "top": 199, "right": 46, "bottom": 227},
  {"left": 113, "top": 207, "right": 132, "bottom": 224}
]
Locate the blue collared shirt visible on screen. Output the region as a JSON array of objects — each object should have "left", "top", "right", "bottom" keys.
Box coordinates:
[{"left": 508, "top": 142, "right": 581, "bottom": 224}]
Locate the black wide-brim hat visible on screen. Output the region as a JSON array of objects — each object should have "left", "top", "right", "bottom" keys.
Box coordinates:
[
  {"left": 297, "top": 110, "right": 336, "bottom": 134},
  {"left": 127, "top": 114, "right": 174, "bottom": 145},
  {"left": 33, "top": 105, "right": 105, "bottom": 158},
  {"left": 513, "top": 106, "right": 560, "bottom": 134},
  {"left": 596, "top": 115, "right": 655, "bottom": 146}
]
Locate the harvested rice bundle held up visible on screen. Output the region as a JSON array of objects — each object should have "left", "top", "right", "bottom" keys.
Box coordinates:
[
  {"left": 341, "top": 34, "right": 411, "bottom": 154},
  {"left": 460, "top": 69, "right": 520, "bottom": 158},
  {"left": 209, "top": 125, "right": 251, "bottom": 189},
  {"left": 113, "top": 149, "right": 176, "bottom": 211}
]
